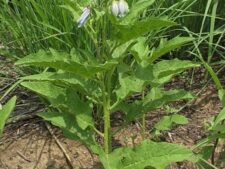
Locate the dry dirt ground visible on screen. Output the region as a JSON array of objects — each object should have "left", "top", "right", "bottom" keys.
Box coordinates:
[{"left": 0, "top": 58, "right": 224, "bottom": 169}]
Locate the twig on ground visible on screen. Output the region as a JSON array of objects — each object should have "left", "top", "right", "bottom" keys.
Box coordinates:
[
  {"left": 33, "top": 137, "right": 47, "bottom": 169},
  {"left": 45, "top": 122, "right": 74, "bottom": 169},
  {"left": 16, "top": 151, "right": 31, "bottom": 162}
]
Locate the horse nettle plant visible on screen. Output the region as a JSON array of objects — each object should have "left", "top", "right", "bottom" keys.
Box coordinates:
[{"left": 16, "top": 0, "right": 199, "bottom": 168}]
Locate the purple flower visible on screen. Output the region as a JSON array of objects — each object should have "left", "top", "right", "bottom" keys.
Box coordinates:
[{"left": 77, "top": 7, "right": 91, "bottom": 28}]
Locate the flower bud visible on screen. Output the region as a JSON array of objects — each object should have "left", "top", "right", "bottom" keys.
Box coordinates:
[
  {"left": 118, "top": 0, "right": 129, "bottom": 17},
  {"left": 77, "top": 7, "right": 91, "bottom": 28},
  {"left": 111, "top": 1, "right": 119, "bottom": 16}
]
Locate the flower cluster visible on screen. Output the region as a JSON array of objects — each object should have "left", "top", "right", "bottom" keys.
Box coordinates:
[
  {"left": 111, "top": 0, "right": 129, "bottom": 17},
  {"left": 77, "top": 0, "right": 129, "bottom": 28}
]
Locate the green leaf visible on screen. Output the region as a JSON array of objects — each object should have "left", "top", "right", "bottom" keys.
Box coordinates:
[
  {"left": 117, "top": 88, "right": 194, "bottom": 122},
  {"left": 135, "top": 59, "right": 199, "bottom": 86},
  {"left": 213, "top": 107, "right": 225, "bottom": 127},
  {"left": 142, "top": 88, "right": 194, "bottom": 112},
  {"left": 65, "top": 90, "right": 94, "bottom": 130},
  {"left": 99, "top": 140, "right": 195, "bottom": 169},
  {"left": 120, "top": 0, "right": 155, "bottom": 25},
  {"left": 22, "top": 81, "right": 94, "bottom": 130},
  {"left": 115, "top": 18, "right": 176, "bottom": 43},
  {"left": 112, "top": 40, "right": 136, "bottom": 59},
  {"left": 21, "top": 72, "right": 102, "bottom": 101},
  {"left": 0, "top": 96, "right": 17, "bottom": 136},
  {"left": 21, "top": 81, "right": 66, "bottom": 107},
  {"left": 115, "top": 74, "right": 144, "bottom": 101},
  {"left": 16, "top": 49, "right": 118, "bottom": 77},
  {"left": 115, "top": 88, "right": 193, "bottom": 123},
  {"left": 129, "top": 37, "right": 149, "bottom": 63},
  {"left": 219, "top": 89, "right": 225, "bottom": 107},
  {"left": 38, "top": 111, "right": 95, "bottom": 146},
  {"left": 148, "top": 37, "right": 195, "bottom": 63},
  {"left": 155, "top": 114, "right": 188, "bottom": 131}
]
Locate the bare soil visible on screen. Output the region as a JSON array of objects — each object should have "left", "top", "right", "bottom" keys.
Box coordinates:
[{"left": 0, "top": 59, "right": 225, "bottom": 169}]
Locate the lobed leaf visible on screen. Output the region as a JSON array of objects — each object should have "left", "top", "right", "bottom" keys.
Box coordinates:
[
  {"left": 64, "top": 90, "right": 94, "bottom": 130},
  {"left": 135, "top": 59, "right": 199, "bottom": 87},
  {"left": 116, "top": 88, "right": 194, "bottom": 122},
  {"left": 99, "top": 140, "right": 196, "bottom": 169},
  {"left": 154, "top": 114, "right": 188, "bottom": 131},
  {"left": 148, "top": 37, "right": 195, "bottom": 63},
  {"left": 38, "top": 111, "right": 95, "bottom": 146},
  {"left": 115, "top": 18, "right": 176, "bottom": 43},
  {"left": 16, "top": 49, "right": 118, "bottom": 78},
  {"left": 21, "top": 81, "right": 66, "bottom": 107},
  {"left": 129, "top": 37, "right": 150, "bottom": 63},
  {"left": 21, "top": 72, "right": 102, "bottom": 101},
  {"left": 21, "top": 81, "right": 94, "bottom": 130},
  {"left": 115, "top": 73, "right": 144, "bottom": 101}
]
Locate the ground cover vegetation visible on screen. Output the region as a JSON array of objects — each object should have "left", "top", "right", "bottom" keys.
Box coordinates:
[{"left": 0, "top": 0, "right": 225, "bottom": 168}]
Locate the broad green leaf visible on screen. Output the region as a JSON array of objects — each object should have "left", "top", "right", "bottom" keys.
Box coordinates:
[
  {"left": 99, "top": 140, "right": 195, "bottom": 169},
  {"left": 115, "top": 18, "right": 176, "bottom": 43},
  {"left": 117, "top": 88, "right": 194, "bottom": 122},
  {"left": 21, "top": 81, "right": 65, "bottom": 107},
  {"left": 21, "top": 72, "right": 102, "bottom": 100},
  {"left": 0, "top": 96, "right": 17, "bottom": 136},
  {"left": 142, "top": 88, "right": 194, "bottom": 112},
  {"left": 153, "top": 59, "right": 199, "bottom": 79},
  {"left": 115, "top": 88, "right": 193, "bottom": 122},
  {"left": 135, "top": 59, "right": 199, "bottom": 86},
  {"left": 65, "top": 90, "right": 94, "bottom": 130},
  {"left": 112, "top": 40, "right": 136, "bottom": 59},
  {"left": 22, "top": 81, "right": 94, "bottom": 130},
  {"left": 120, "top": 0, "right": 155, "bottom": 25},
  {"left": 115, "top": 74, "right": 144, "bottom": 100},
  {"left": 16, "top": 49, "right": 118, "bottom": 77},
  {"left": 148, "top": 37, "right": 195, "bottom": 63},
  {"left": 154, "top": 114, "right": 188, "bottom": 131},
  {"left": 129, "top": 37, "right": 149, "bottom": 63},
  {"left": 21, "top": 72, "right": 86, "bottom": 88},
  {"left": 38, "top": 111, "right": 95, "bottom": 146}
]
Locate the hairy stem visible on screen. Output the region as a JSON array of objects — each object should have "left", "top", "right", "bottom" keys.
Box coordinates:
[{"left": 103, "top": 69, "right": 114, "bottom": 154}]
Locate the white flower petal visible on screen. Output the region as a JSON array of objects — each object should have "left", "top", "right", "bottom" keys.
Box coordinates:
[
  {"left": 111, "top": 1, "right": 119, "bottom": 16},
  {"left": 77, "top": 7, "right": 91, "bottom": 28},
  {"left": 118, "top": 0, "right": 129, "bottom": 17}
]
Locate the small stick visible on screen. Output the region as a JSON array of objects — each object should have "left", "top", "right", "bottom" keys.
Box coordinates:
[
  {"left": 44, "top": 122, "right": 74, "bottom": 169},
  {"left": 33, "top": 138, "right": 47, "bottom": 169},
  {"left": 17, "top": 151, "right": 31, "bottom": 162}
]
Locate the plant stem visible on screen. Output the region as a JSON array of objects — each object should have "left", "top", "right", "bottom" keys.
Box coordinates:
[
  {"left": 103, "top": 69, "right": 114, "bottom": 154},
  {"left": 103, "top": 97, "right": 111, "bottom": 154},
  {"left": 141, "top": 89, "right": 146, "bottom": 138}
]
